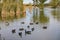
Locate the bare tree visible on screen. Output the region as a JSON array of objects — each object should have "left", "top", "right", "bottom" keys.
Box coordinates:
[{"left": 39, "top": 0, "right": 47, "bottom": 9}]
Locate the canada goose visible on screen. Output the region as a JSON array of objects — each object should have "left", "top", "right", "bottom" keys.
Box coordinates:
[
  {"left": 43, "top": 26, "right": 47, "bottom": 29},
  {"left": 18, "top": 32, "right": 22, "bottom": 38},
  {"left": 30, "top": 23, "right": 33, "bottom": 25},
  {"left": 27, "top": 25, "right": 30, "bottom": 28},
  {"left": 21, "top": 22, "right": 25, "bottom": 24},
  {"left": 12, "top": 29, "right": 16, "bottom": 33},
  {"left": 19, "top": 28, "right": 24, "bottom": 31},
  {"left": 36, "top": 22, "right": 39, "bottom": 24},
  {"left": 25, "top": 30, "right": 31, "bottom": 35},
  {"left": 31, "top": 27, "right": 34, "bottom": 31}
]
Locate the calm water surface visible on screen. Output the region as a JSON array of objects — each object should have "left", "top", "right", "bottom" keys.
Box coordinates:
[{"left": 0, "top": 7, "right": 60, "bottom": 40}]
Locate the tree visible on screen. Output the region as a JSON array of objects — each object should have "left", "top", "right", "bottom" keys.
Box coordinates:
[
  {"left": 50, "top": 0, "right": 59, "bottom": 8},
  {"left": 33, "top": 0, "right": 39, "bottom": 6},
  {"left": 39, "top": 0, "right": 47, "bottom": 9},
  {"left": 39, "top": 0, "right": 47, "bottom": 3}
]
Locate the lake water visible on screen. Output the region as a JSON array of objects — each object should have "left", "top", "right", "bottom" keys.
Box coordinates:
[{"left": 0, "top": 7, "right": 60, "bottom": 40}]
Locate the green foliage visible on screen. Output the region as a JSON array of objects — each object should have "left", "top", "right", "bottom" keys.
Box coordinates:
[
  {"left": 39, "top": 0, "right": 47, "bottom": 3},
  {"left": 50, "top": 0, "right": 59, "bottom": 8},
  {"left": 38, "top": 0, "right": 47, "bottom": 9}
]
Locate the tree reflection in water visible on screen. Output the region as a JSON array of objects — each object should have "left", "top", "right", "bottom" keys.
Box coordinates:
[
  {"left": 52, "top": 9, "right": 60, "bottom": 21},
  {"left": 33, "top": 7, "right": 39, "bottom": 23},
  {"left": 33, "top": 7, "right": 49, "bottom": 24},
  {"left": 39, "top": 10, "right": 49, "bottom": 24}
]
